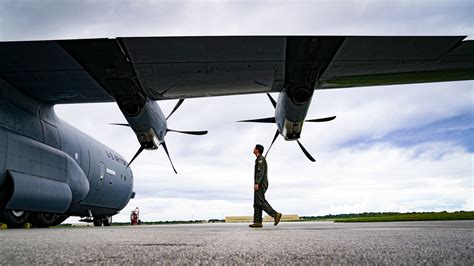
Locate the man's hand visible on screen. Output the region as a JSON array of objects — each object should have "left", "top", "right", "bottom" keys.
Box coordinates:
[{"left": 254, "top": 184, "right": 259, "bottom": 191}]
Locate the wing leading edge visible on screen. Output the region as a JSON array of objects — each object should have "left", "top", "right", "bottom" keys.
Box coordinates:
[{"left": 0, "top": 36, "right": 472, "bottom": 104}]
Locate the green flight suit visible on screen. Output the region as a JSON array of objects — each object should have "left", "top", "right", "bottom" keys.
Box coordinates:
[{"left": 253, "top": 155, "right": 277, "bottom": 223}]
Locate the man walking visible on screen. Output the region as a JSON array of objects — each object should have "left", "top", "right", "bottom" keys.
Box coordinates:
[{"left": 249, "top": 144, "right": 282, "bottom": 228}]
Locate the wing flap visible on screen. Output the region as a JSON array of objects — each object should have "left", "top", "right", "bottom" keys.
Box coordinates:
[
  {"left": 443, "top": 40, "right": 474, "bottom": 62},
  {"left": 318, "top": 36, "right": 474, "bottom": 88}
]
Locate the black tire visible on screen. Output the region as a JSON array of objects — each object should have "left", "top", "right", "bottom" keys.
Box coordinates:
[
  {"left": 50, "top": 215, "right": 69, "bottom": 227},
  {"left": 103, "top": 216, "right": 112, "bottom": 226},
  {"left": 30, "top": 213, "right": 64, "bottom": 228},
  {"left": 0, "top": 209, "right": 30, "bottom": 228},
  {"left": 93, "top": 219, "right": 102, "bottom": 227}
]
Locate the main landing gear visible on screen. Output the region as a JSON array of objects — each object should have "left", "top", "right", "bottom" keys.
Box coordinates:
[
  {"left": 30, "top": 213, "right": 69, "bottom": 228},
  {"left": 0, "top": 209, "right": 29, "bottom": 228},
  {"left": 0, "top": 209, "right": 69, "bottom": 228},
  {"left": 79, "top": 214, "right": 113, "bottom": 227},
  {"left": 93, "top": 216, "right": 112, "bottom": 227}
]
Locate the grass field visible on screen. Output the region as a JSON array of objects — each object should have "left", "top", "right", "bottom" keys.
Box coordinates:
[{"left": 327, "top": 211, "right": 474, "bottom": 223}]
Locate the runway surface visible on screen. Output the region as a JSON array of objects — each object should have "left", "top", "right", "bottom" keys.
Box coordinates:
[{"left": 0, "top": 221, "right": 473, "bottom": 264}]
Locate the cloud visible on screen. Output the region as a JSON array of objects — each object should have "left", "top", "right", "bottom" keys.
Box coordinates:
[
  {"left": 305, "top": 82, "right": 473, "bottom": 150},
  {"left": 1, "top": 0, "right": 472, "bottom": 40}
]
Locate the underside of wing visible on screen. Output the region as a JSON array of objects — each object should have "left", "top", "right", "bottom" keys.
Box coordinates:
[
  {"left": 0, "top": 41, "right": 114, "bottom": 104},
  {"left": 0, "top": 36, "right": 472, "bottom": 104},
  {"left": 57, "top": 36, "right": 287, "bottom": 102}
]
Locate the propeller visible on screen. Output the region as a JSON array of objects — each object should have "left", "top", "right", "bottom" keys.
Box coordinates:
[
  {"left": 264, "top": 130, "right": 280, "bottom": 158},
  {"left": 166, "top": 99, "right": 184, "bottom": 120},
  {"left": 296, "top": 139, "right": 316, "bottom": 162},
  {"left": 237, "top": 117, "right": 276, "bottom": 123},
  {"left": 109, "top": 123, "right": 130, "bottom": 127},
  {"left": 161, "top": 141, "right": 177, "bottom": 174},
  {"left": 167, "top": 129, "right": 208, "bottom": 135},
  {"left": 266, "top": 93, "right": 277, "bottom": 108},
  {"left": 305, "top": 116, "right": 336, "bottom": 122},
  {"left": 238, "top": 93, "right": 335, "bottom": 162},
  {"left": 127, "top": 146, "right": 144, "bottom": 167},
  {"left": 112, "top": 98, "right": 207, "bottom": 173}
]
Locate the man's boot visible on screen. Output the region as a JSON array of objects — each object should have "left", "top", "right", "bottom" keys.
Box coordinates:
[
  {"left": 274, "top": 213, "right": 282, "bottom": 226},
  {"left": 249, "top": 223, "right": 263, "bottom": 228}
]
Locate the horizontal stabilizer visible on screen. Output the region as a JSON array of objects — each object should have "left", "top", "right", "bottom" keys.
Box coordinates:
[
  {"left": 237, "top": 117, "right": 276, "bottom": 123},
  {"left": 305, "top": 116, "right": 336, "bottom": 122}
]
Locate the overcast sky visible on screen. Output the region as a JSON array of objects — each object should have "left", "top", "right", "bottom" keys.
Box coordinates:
[{"left": 1, "top": 0, "right": 472, "bottom": 223}]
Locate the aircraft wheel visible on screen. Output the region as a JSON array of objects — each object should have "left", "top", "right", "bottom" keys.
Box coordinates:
[
  {"left": 93, "top": 218, "right": 102, "bottom": 227},
  {"left": 103, "top": 216, "right": 112, "bottom": 226},
  {"left": 0, "top": 209, "right": 30, "bottom": 228},
  {"left": 30, "top": 213, "right": 60, "bottom": 228},
  {"left": 50, "top": 215, "right": 69, "bottom": 226}
]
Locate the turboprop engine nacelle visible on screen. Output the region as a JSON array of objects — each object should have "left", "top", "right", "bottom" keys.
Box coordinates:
[
  {"left": 237, "top": 84, "right": 335, "bottom": 162},
  {"left": 275, "top": 86, "right": 314, "bottom": 140},
  {"left": 117, "top": 98, "right": 167, "bottom": 150},
  {"left": 113, "top": 97, "right": 208, "bottom": 172}
]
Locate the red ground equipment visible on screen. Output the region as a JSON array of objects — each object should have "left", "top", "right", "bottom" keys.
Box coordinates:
[{"left": 130, "top": 207, "right": 140, "bottom": 225}]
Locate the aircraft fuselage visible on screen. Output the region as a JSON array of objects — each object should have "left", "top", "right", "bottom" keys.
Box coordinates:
[{"left": 0, "top": 82, "right": 134, "bottom": 227}]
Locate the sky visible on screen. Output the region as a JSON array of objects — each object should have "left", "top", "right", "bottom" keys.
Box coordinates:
[{"left": 0, "top": 0, "right": 472, "bottom": 223}]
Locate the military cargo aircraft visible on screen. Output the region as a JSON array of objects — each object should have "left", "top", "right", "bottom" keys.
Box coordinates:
[{"left": 0, "top": 36, "right": 472, "bottom": 228}]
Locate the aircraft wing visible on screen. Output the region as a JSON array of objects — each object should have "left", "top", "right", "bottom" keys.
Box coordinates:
[{"left": 0, "top": 36, "right": 472, "bottom": 104}]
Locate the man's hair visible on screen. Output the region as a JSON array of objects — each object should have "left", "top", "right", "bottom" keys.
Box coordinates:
[{"left": 255, "top": 144, "right": 264, "bottom": 154}]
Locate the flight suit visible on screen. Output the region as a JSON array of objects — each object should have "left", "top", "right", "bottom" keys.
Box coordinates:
[{"left": 253, "top": 155, "right": 277, "bottom": 223}]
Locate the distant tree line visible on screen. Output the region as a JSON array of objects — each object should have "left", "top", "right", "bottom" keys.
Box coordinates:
[{"left": 301, "top": 211, "right": 473, "bottom": 222}]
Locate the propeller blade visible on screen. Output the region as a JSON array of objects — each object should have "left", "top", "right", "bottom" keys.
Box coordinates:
[
  {"left": 296, "top": 140, "right": 316, "bottom": 162},
  {"left": 161, "top": 141, "right": 177, "bottom": 174},
  {"left": 127, "top": 146, "right": 145, "bottom": 167},
  {"left": 237, "top": 117, "right": 276, "bottom": 123},
  {"left": 305, "top": 116, "right": 336, "bottom": 122},
  {"left": 167, "top": 129, "right": 208, "bottom": 135},
  {"left": 266, "top": 93, "right": 277, "bottom": 109},
  {"left": 166, "top": 99, "right": 185, "bottom": 120},
  {"left": 265, "top": 130, "right": 280, "bottom": 158},
  {"left": 109, "top": 123, "right": 130, "bottom": 127}
]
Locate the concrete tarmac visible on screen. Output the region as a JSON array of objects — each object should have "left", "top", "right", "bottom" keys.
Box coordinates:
[{"left": 0, "top": 221, "right": 473, "bottom": 264}]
